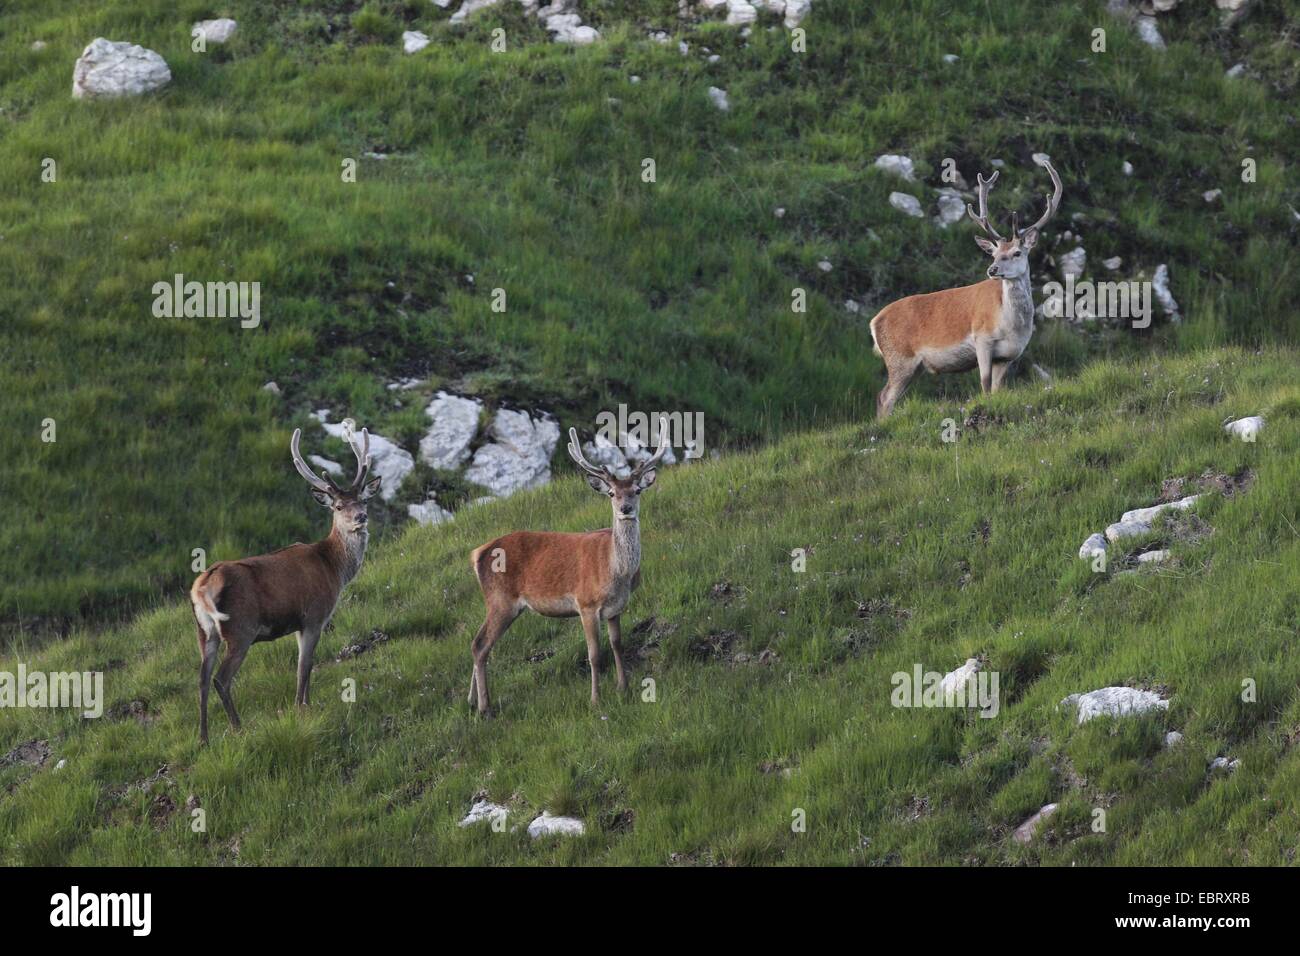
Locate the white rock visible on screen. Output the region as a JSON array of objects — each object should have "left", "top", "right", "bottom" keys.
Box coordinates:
[
  {"left": 939, "top": 658, "right": 980, "bottom": 700},
  {"left": 1209, "top": 756, "right": 1240, "bottom": 773},
  {"left": 817, "top": 259, "right": 833, "bottom": 272},
  {"left": 32, "top": 40, "right": 48, "bottom": 51},
  {"left": 582, "top": 434, "right": 629, "bottom": 475},
  {"left": 1102, "top": 256, "right": 1122, "bottom": 271},
  {"left": 1031, "top": 151, "right": 1051, "bottom": 166},
  {"left": 1135, "top": 16, "right": 1165, "bottom": 49},
  {"left": 784, "top": 0, "right": 812, "bottom": 29},
  {"left": 1225, "top": 63, "right": 1246, "bottom": 78},
  {"left": 701, "top": 0, "right": 730, "bottom": 9},
  {"left": 1061, "top": 687, "right": 1169, "bottom": 724},
  {"left": 774, "top": 206, "right": 786, "bottom": 218},
  {"left": 934, "top": 188, "right": 966, "bottom": 228},
  {"left": 1164, "top": 730, "right": 1184, "bottom": 747},
  {"left": 873, "top": 153, "right": 916, "bottom": 182},
  {"left": 990, "top": 159, "right": 1005, "bottom": 169},
  {"left": 450, "top": 0, "right": 504, "bottom": 24},
  {"left": 1223, "top": 415, "right": 1263, "bottom": 441},
  {"left": 55, "top": 759, "right": 67, "bottom": 771},
  {"left": 527, "top": 812, "right": 586, "bottom": 838},
  {"left": 889, "top": 192, "right": 924, "bottom": 218},
  {"left": 1059, "top": 246, "right": 1087, "bottom": 280},
  {"left": 408, "top": 496, "right": 454, "bottom": 526},
  {"left": 707, "top": 86, "right": 730, "bottom": 111},
  {"left": 403, "top": 31, "right": 431, "bottom": 54},
  {"left": 433, "top": 0, "right": 454, "bottom": 7},
  {"left": 1078, "top": 532, "right": 1107, "bottom": 560},
  {"left": 1202, "top": 188, "right": 1222, "bottom": 203},
  {"left": 463, "top": 409, "right": 559, "bottom": 497},
  {"left": 192, "top": 18, "right": 238, "bottom": 45},
  {"left": 1012, "top": 803, "right": 1058, "bottom": 844},
  {"left": 458, "top": 798, "right": 508, "bottom": 827},
  {"left": 1136, "top": 549, "right": 1170, "bottom": 564},
  {"left": 72, "top": 38, "right": 171, "bottom": 99},
  {"left": 1122, "top": 160, "right": 1134, "bottom": 176},
  {"left": 262, "top": 381, "right": 281, "bottom": 395},
  {"left": 319, "top": 418, "right": 413, "bottom": 502},
  {"left": 942, "top": 53, "right": 959, "bottom": 63},
  {"left": 308, "top": 455, "right": 344, "bottom": 477},
  {"left": 420, "top": 391, "right": 482, "bottom": 470},
  {"left": 726, "top": 1, "right": 758, "bottom": 26},
  {"left": 1120, "top": 494, "right": 1201, "bottom": 527}
]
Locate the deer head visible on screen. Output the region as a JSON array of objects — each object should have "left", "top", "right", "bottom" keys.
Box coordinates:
[
  {"left": 567, "top": 420, "right": 668, "bottom": 522},
  {"left": 290, "top": 424, "right": 382, "bottom": 536},
  {"left": 967, "top": 156, "right": 1063, "bottom": 281}
]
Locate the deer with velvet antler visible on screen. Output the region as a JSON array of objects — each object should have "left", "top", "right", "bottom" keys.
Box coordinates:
[
  {"left": 190, "top": 423, "right": 381, "bottom": 744},
  {"left": 466, "top": 420, "right": 670, "bottom": 716},
  {"left": 869, "top": 155, "right": 1063, "bottom": 419}
]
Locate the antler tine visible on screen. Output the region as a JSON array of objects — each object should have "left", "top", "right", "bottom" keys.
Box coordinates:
[
  {"left": 567, "top": 427, "right": 610, "bottom": 479},
  {"left": 348, "top": 427, "right": 372, "bottom": 492},
  {"left": 290, "top": 428, "right": 337, "bottom": 494},
  {"left": 1020, "top": 156, "right": 1063, "bottom": 236},
  {"left": 965, "top": 169, "right": 1003, "bottom": 240},
  {"left": 632, "top": 416, "right": 670, "bottom": 476}
]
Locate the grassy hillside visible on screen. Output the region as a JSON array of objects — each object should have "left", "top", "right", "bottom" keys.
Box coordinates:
[
  {"left": 1, "top": 0, "right": 1297, "bottom": 634},
  {"left": 2, "top": 349, "right": 1297, "bottom": 865}
]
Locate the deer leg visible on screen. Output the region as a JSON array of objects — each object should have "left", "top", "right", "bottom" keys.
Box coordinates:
[
  {"left": 990, "top": 360, "right": 1013, "bottom": 393},
  {"left": 606, "top": 615, "right": 628, "bottom": 692},
  {"left": 198, "top": 628, "right": 220, "bottom": 746},
  {"left": 467, "top": 622, "right": 487, "bottom": 709},
  {"left": 580, "top": 610, "right": 602, "bottom": 705},
  {"left": 877, "top": 359, "right": 921, "bottom": 420},
  {"left": 472, "top": 607, "right": 518, "bottom": 717},
  {"left": 976, "top": 343, "right": 993, "bottom": 394},
  {"left": 295, "top": 626, "right": 322, "bottom": 707},
  {"left": 213, "top": 639, "right": 250, "bottom": 732}
]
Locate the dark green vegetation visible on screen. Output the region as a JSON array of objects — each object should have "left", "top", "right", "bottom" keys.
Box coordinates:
[
  {"left": 0, "top": 0, "right": 1296, "bottom": 632},
  {"left": 2, "top": 349, "right": 1297, "bottom": 864}
]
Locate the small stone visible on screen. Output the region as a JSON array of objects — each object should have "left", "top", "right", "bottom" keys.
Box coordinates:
[
  {"left": 72, "top": 38, "right": 171, "bottom": 99},
  {"left": 458, "top": 798, "right": 508, "bottom": 827},
  {"left": 1202, "top": 188, "right": 1222, "bottom": 203},
  {"left": 308, "top": 455, "right": 343, "bottom": 477},
  {"left": 527, "top": 812, "right": 586, "bottom": 838},
  {"left": 889, "top": 192, "right": 924, "bottom": 218},
  {"left": 942, "top": 53, "right": 959, "bottom": 63},
  {"left": 408, "top": 496, "right": 453, "bottom": 526},
  {"left": 1060, "top": 687, "right": 1169, "bottom": 724},
  {"left": 934, "top": 188, "right": 966, "bottom": 228},
  {"left": 1209, "top": 756, "right": 1240, "bottom": 773},
  {"left": 1135, "top": 16, "right": 1165, "bottom": 49},
  {"left": 32, "top": 40, "right": 48, "bottom": 51},
  {"left": 262, "top": 381, "right": 281, "bottom": 395},
  {"left": 402, "top": 31, "right": 431, "bottom": 54},
  {"left": 1102, "top": 256, "right": 1122, "bottom": 271},
  {"left": 707, "top": 86, "right": 730, "bottom": 111},
  {"left": 1136, "top": 549, "right": 1170, "bottom": 564},
  {"left": 1078, "top": 532, "right": 1107, "bottom": 560},
  {"left": 1151, "top": 263, "right": 1180, "bottom": 318},
  {"left": 873, "top": 153, "right": 916, "bottom": 182},
  {"left": 192, "top": 19, "right": 238, "bottom": 45},
  {"left": 774, "top": 206, "right": 786, "bottom": 218},
  {"left": 1012, "top": 803, "right": 1058, "bottom": 844},
  {"left": 1164, "top": 731, "right": 1184, "bottom": 747},
  {"left": 1059, "top": 247, "right": 1087, "bottom": 280},
  {"left": 939, "top": 659, "right": 980, "bottom": 700},
  {"left": 817, "top": 259, "right": 833, "bottom": 272},
  {"left": 1225, "top": 63, "right": 1246, "bottom": 78},
  {"left": 1223, "top": 415, "right": 1263, "bottom": 441},
  {"left": 1122, "top": 160, "right": 1134, "bottom": 176},
  {"left": 420, "top": 391, "right": 482, "bottom": 470}
]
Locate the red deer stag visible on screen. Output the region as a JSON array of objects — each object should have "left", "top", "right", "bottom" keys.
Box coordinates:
[
  {"left": 466, "top": 421, "right": 669, "bottom": 715},
  {"left": 190, "top": 424, "right": 381, "bottom": 743},
  {"left": 869, "top": 155, "right": 1063, "bottom": 419}
]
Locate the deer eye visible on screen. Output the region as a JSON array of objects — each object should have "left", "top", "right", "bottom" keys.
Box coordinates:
[{"left": 1013, "top": 251, "right": 1022, "bottom": 258}]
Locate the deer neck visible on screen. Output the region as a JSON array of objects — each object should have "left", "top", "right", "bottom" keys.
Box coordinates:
[
  {"left": 1001, "top": 273, "right": 1035, "bottom": 330},
  {"left": 610, "top": 515, "right": 641, "bottom": 583},
  {"left": 325, "top": 527, "right": 369, "bottom": 587}
]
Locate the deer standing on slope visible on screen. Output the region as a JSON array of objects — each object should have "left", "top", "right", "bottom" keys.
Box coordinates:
[
  {"left": 190, "top": 425, "right": 381, "bottom": 744},
  {"left": 466, "top": 422, "right": 669, "bottom": 716},
  {"left": 869, "top": 155, "right": 1063, "bottom": 419}
]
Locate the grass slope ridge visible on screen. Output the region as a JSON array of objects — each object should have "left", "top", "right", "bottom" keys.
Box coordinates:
[
  {"left": 2, "top": 348, "right": 1298, "bottom": 865},
  {"left": 2, "top": 0, "right": 1297, "bottom": 630}
]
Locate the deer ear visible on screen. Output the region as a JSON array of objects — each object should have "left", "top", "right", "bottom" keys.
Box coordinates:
[
  {"left": 635, "top": 468, "right": 658, "bottom": 491},
  {"left": 311, "top": 488, "right": 333, "bottom": 508},
  {"left": 974, "top": 235, "right": 998, "bottom": 256},
  {"left": 585, "top": 473, "right": 611, "bottom": 495},
  {"left": 359, "top": 476, "right": 382, "bottom": 501},
  {"left": 1019, "top": 228, "right": 1038, "bottom": 251}
]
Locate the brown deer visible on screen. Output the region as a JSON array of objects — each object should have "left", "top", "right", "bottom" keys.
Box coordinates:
[
  {"left": 190, "top": 424, "right": 381, "bottom": 744},
  {"left": 466, "top": 421, "right": 669, "bottom": 716},
  {"left": 869, "top": 155, "right": 1063, "bottom": 419}
]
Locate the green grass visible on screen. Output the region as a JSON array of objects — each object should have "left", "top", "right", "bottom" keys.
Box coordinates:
[
  {"left": 2, "top": 348, "right": 1298, "bottom": 865},
  {"left": 1, "top": 0, "right": 1297, "bottom": 634}
]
